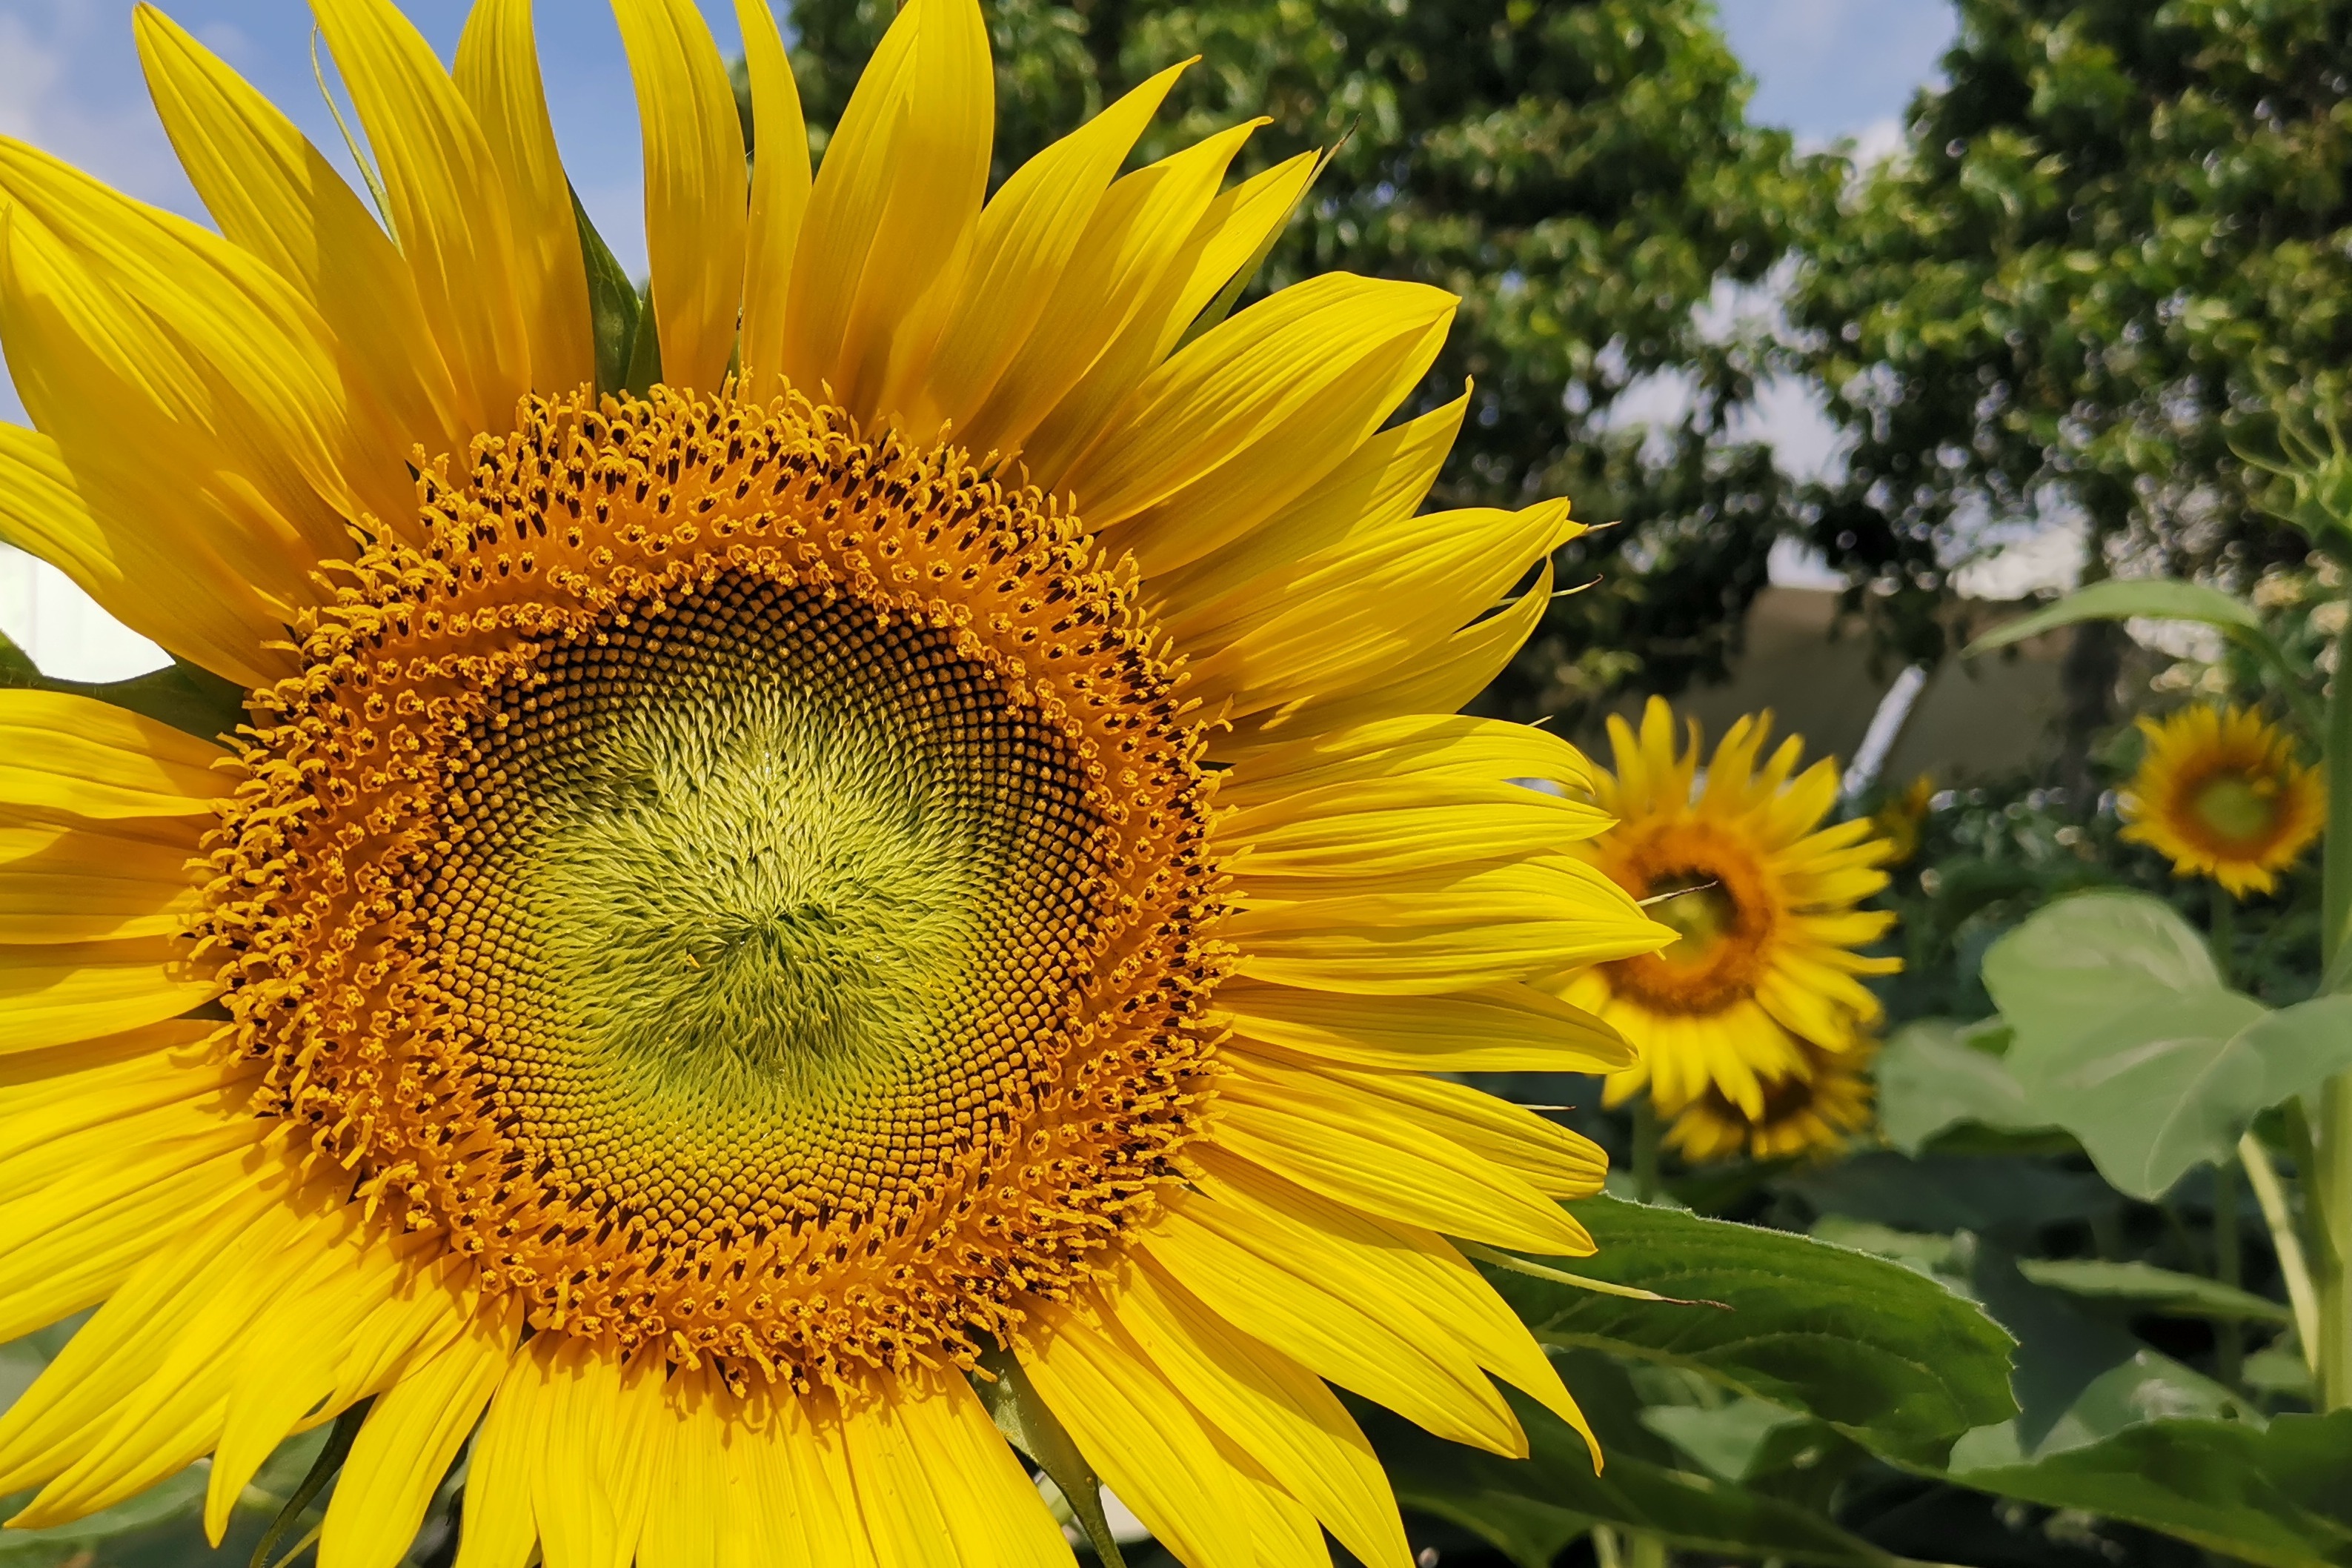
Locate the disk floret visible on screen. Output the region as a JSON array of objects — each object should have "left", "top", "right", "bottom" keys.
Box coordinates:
[{"left": 190, "top": 385, "right": 1226, "bottom": 1388}]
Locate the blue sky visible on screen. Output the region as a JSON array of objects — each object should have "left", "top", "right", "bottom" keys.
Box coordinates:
[{"left": 0, "top": 0, "right": 1955, "bottom": 424}]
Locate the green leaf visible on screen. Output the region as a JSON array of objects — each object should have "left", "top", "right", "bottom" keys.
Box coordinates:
[
  {"left": 573, "top": 185, "right": 642, "bottom": 400},
  {"left": 1953, "top": 1412, "right": 2352, "bottom": 1568},
  {"left": 974, "top": 1350, "right": 1123, "bottom": 1567},
  {"left": 1506, "top": 1196, "right": 2016, "bottom": 1466},
  {"left": 2016, "top": 1258, "right": 2294, "bottom": 1324},
  {"left": 0, "top": 631, "right": 245, "bottom": 743},
  {"left": 1638, "top": 1397, "right": 1803, "bottom": 1481},
  {"left": 0, "top": 1471, "right": 208, "bottom": 1567},
  {"left": 1979, "top": 890, "right": 2351, "bottom": 1197},
  {"left": 622, "top": 281, "right": 664, "bottom": 398},
  {"left": 1369, "top": 1397, "right": 1894, "bottom": 1568},
  {"left": 1980, "top": 890, "right": 2222, "bottom": 1061},
  {"left": 1964, "top": 578, "right": 2262, "bottom": 654},
  {"left": 1875, "top": 1017, "right": 2047, "bottom": 1154}
]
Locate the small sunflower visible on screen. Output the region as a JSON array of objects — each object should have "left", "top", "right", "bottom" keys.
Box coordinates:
[
  {"left": 1665, "top": 1040, "right": 1878, "bottom": 1164},
  {"left": 1870, "top": 774, "right": 1936, "bottom": 866},
  {"left": 0, "top": 4, "right": 1672, "bottom": 1566},
  {"left": 1554, "top": 698, "right": 1899, "bottom": 1119},
  {"left": 2120, "top": 704, "right": 2322, "bottom": 897}
]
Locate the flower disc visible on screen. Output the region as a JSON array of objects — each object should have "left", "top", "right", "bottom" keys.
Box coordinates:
[{"left": 196, "top": 388, "right": 1223, "bottom": 1383}]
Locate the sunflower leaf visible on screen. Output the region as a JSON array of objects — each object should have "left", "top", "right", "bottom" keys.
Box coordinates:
[
  {"left": 1493, "top": 1195, "right": 2017, "bottom": 1467},
  {"left": 1963, "top": 577, "right": 2262, "bottom": 653},
  {"left": 573, "top": 186, "right": 642, "bottom": 399},
  {"left": 974, "top": 1349, "right": 1125, "bottom": 1567},
  {"left": 0, "top": 630, "right": 245, "bottom": 743},
  {"left": 1984, "top": 891, "right": 2352, "bottom": 1197},
  {"left": 1363, "top": 1392, "right": 1896, "bottom": 1568},
  {"left": 1950, "top": 1412, "right": 2352, "bottom": 1568}
]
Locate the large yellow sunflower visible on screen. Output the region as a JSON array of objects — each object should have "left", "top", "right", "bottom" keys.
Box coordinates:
[
  {"left": 0, "top": 3, "right": 1672, "bottom": 1565},
  {"left": 1553, "top": 698, "right": 1898, "bottom": 1119},
  {"left": 2119, "top": 703, "right": 2323, "bottom": 897},
  {"left": 1664, "top": 1039, "right": 1878, "bottom": 1164}
]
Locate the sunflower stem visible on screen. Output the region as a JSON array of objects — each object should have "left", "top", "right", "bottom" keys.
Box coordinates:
[
  {"left": 2313, "top": 603, "right": 2352, "bottom": 1408},
  {"left": 2211, "top": 1157, "right": 2245, "bottom": 1391},
  {"left": 1632, "top": 1095, "right": 1661, "bottom": 1203}
]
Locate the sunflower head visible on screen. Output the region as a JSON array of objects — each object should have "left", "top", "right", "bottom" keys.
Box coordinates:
[
  {"left": 1554, "top": 697, "right": 1901, "bottom": 1119},
  {"left": 2119, "top": 703, "right": 2323, "bottom": 897},
  {"left": 0, "top": 1, "right": 1669, "bottom": 1561},
  {"left": 1665, "top": 1039, "right": 1878, "bottom": 1164},
  {"left": 1869, "top": 773, "right": 1936, "bottom": 866}
]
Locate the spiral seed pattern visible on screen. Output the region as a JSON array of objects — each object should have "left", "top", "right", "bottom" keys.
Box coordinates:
[{"left": 192, "top": 387, "right": 1224, "bottom": 1387}]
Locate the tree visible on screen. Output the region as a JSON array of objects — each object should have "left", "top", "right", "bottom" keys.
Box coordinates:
[
  {"left": 783, "top": 0, "right": 1825, "bottom": 726},
  {"left": 1788, "top": 0, "right": 2352, "bottom": 783}
]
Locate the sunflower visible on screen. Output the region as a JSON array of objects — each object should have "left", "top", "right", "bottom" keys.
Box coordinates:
[
  {"left": 1869, "top": 774, "right": 1936, "bottom": 866},
  {"left": 1664, "top": 1040, "right": 1878, "bottom": 1164},
  {"left": 2119, "top": 704, "right": 2323, "bottom": 897},
  {"left": 1552, "top": 698, "right": 1898, "bottom": 1120},
  {"left": 0, "top": 3, "right": 1672, "bottom": 1564}
]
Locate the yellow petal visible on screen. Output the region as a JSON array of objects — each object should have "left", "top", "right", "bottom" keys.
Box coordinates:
[
  {"left": 959, "top": 124, "right": 1262, "bottom": 463},
  {"left": 0, "top": 942, "right": 215, "bottom": 1054},
  {"left": 135, "top": 5, "right": 469, "bottom": 464},
  {"left": 907, "top": 62, "right": 1187, "bottom": 431},
  {"left": 1215, "top": 712, "right": 1593, "bottom": 807},
  {"left": 1188, "top": 499, "right": 1580, "bottom": 717},
  {"left": 0, "top": 825, "right": 199, "bottom": 943},
  {"left": 1220, "top": 778, "right": 1612, "bottom": 880},
  {"left": 883, "top": 1377, "right": 1073, "bottom": 1568},
  {"left": 454, "top": 0, "right": 594, "bottom": 394},
  {"left": 1214, "top": 1051, "right": 1595, "bottom": 1255},
  {"left": 1058, "top": 274, "right": 1455, "bottom": 562},
  {"left": 1215, "top": 562, "right": 1558, "bottom": 764},
  {"left": 1116, "top": 1260, "right": 1409, "bottom": 1568},
  {"left": 785, "top": 0, "right": 990, "bottom": 420},
  {"left": 320, "top": 1306, "right": 516, "bottom": 1568},
  {"left": 1229, "top": 1047, "right": 1609, "bottom": 1199},
  {"left": 1207, "top": 977, "right": 1633, "bottom": 1075},
  {"left": 639, "top": 1367, "right": 729, "bottom": 1568},
  {"left": 733, "top": 0, "right": 810, "bottom": 405},
  {"left": 1149, "top": 391, "right": 1462, "bottom": 625},
  {"left": 1230, "top": 855, "right": 1670, "bottom": 994},
  {"left": 0, "top": 1161, "right": 312, "bottom": 1518},
  {"left": 1020, "top": 1306, "right": 1258, "bottom": 1568},
  {"left": 1014, "top": 147, "right": 1315, "bottom": 486},
  {"left": 311, "top": 0, "right": 532, "bottom": 433},
  {"left": 1139, "top": 1169, "right": 1524, "bottom": 1455},
  {"left": 771, "top": 1392, "right": 878, "bottom": 1568},
  {"left": 0, "top": 407, "right": 291, "bottom": 690},
  {"left": 613, "top": 0, "right": 747, "bottom": 396},
  {"left": 0, "top": 689, "right": 228, "bottom": 821}
]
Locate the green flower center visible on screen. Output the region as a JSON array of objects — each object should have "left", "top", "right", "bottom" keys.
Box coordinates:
[{"left": 2190, "top": 771, "right": 2278, "bottom": 846}]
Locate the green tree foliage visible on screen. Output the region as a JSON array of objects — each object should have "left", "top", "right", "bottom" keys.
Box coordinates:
[
  {"left": 1789, "top": 0, "right": 2352, "bottom": 746},
  {"left": 784, "top": 0, "right": 1824, "bottom": 724}
]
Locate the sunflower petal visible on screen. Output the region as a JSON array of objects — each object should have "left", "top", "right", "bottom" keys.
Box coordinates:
[
  {"left": 1020, "top": 1307, "right": 1257, "bottom": 1568},
  {"left": 784, "top": 0, "right": 990, "bottom": 419},
  {"left": 1208, "top": 977, "right": 1632, "bottom": 1074},
  {"left": 454, "top": 0, "right": 595, "bottom": 394},
  {"left": 733, "top": 0, "right": 810, "bottom": 405},
  {"left": 1058, "top": 274, "right": 1455, "bottom": 562},
  {"left": 136, "top": 6, "right": 468, "bottom": 462},
  {"left": 311, "top": 0, "right": 532, "bottom": 432},
  {"left": 1117, "top": 1260, "right": 1409, "bottom": 1568},
  {"left": 613, "top": 0, "right": 747, "bottom": 396},
  {"left": 908, "top": 62, "right": 1187, "bottom": 431}
]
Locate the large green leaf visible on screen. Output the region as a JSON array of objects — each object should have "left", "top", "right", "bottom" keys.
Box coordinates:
[
  {"left": 2017, "top": 1258, "right": 2293, "bottom": 1324},
  {"left": 1507, "top": 1197, "right": 2016, "bottom": 1466},
  {"left": 1875, "top": 1017, "right": 2046, "bottom": 1153},
  {"left": 1368, "top": 1396, "right": 1894, "bottom": 1568},
  {"left": 1981, "top": 891, "right": 2352, "bottom": 1197},
  {"left": 1964, "top": 578, "right": 2262, "bottom": 651},
  {"left": 1953, "top": 1412, "right": 2352, "bottom": 1568},
  {"left": 1979, "top": 890, "right": 2222, "bottom": 1060}
]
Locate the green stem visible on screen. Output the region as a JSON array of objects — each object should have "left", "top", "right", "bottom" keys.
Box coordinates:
[
  {"left": 1629, "top": 1533, "right": 1670, "bottom": 1568},
  {"left": 2212, "top": 1157, "right": 2245, "bottom": 1391},
  {"left": 1632, "top": 1095, "right": 1661, "bottom": 1204},
  {"left": 2210, "top": 880, "right": 2236, "bottom": 987},
  {"left": 2315, "top": 605, "right": 2352, "bottom": 1409}
]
